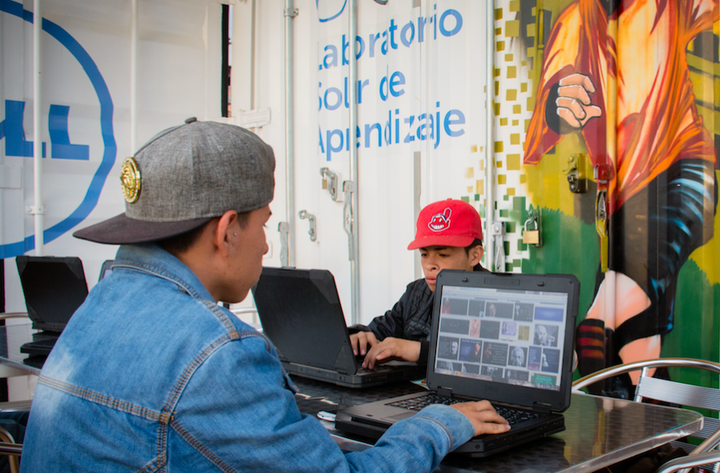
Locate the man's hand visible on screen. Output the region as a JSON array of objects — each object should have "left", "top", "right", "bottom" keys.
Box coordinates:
[
  {"left": 451, "top": 401, "right": 511, "bottom": 437},
  {"left": 362, "top": 338, "right": 421, "bottom": 369},
  {"left": 349, "top": 331, "right": 378, "bottom": 356},
  {"left": 556, "top": 73, "right": 602, "bottom": 130}
]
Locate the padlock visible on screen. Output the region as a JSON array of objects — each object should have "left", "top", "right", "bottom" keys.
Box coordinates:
[
  {"left": 523, "top": 218, "right": 540, "bottom": 245},
  {"left": 523, "top": 228, "right": 540, "bottom": 245}
]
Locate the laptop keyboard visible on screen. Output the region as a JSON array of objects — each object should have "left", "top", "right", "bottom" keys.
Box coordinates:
[
  {"left": 354, "top": 357, "right": 391, "bottom": 374},
  {"left": 387, "top": 394, "right": 542, "bottom": 426}
]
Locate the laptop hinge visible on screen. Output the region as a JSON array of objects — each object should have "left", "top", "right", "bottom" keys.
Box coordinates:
[
  {"left": 334, "top": 344, "right": 356, "bottom": 374},
  {"left": 332, "top": 359, "right": 352, "bottom": 374},
  {"left": 437, "top": 387, "right": 453, "bottom": 398},
  {"left": 533, "top": 402, "right": 552, "bottom": 414}
]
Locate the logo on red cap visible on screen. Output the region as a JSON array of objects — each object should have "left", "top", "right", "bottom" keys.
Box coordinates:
[{"left": 428, "top": 208, "right": 452, "bottom": 232}]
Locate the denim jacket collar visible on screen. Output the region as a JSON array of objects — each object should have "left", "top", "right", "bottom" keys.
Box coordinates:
[{"left": 114, "top": 243, "right": 216, "bottom": 304}]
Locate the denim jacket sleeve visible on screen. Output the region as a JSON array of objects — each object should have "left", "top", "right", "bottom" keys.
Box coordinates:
[{"left": 173, "top": 333, "right": 475, "bottom": 473}]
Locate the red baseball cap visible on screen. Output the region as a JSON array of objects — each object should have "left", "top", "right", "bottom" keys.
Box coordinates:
[{"left": 407, "top": 199, "right": 483, "bottom": 250}]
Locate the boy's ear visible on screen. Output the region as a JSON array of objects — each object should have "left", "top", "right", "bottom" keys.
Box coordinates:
[
  {"left": 214, "top": 210, "right": 239, "bottom": 254},
  {"left": 470, "top": 245, "right": 484, "bottom": 266}
]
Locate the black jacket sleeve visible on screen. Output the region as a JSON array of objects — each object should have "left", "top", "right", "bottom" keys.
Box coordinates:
[{"left": 347, "top": 288, "right": 413, "bottom": 339}]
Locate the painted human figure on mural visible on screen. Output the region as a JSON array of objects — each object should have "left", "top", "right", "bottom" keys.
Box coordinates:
[{"left": 525, "top": 0, "right": 718, "bottom": 388}]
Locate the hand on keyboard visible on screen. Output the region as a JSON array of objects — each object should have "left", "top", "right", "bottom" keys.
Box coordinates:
[
  {"left": 350, "top": 331, "right": 378, "bottom": 356},
  {"left": 361, "top": 338, "right": 421, "bottom": 369},
  {"left": 451, "top": 400, "right": 511, "bottom": 437}
]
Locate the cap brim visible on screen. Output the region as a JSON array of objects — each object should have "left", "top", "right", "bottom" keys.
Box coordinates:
[
  {"left": 73, "top": 213, "right": 214, "bottom": 245},
  {"left": 407, "top": 235, "right": 476, "bottom": 250}
]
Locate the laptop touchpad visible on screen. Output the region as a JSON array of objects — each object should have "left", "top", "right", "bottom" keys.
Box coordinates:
[{"left": 388, "top": 411, "right": 417, "bottom": 422}]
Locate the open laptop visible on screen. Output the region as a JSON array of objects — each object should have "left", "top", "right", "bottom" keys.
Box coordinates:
[
  {"left": 99, "top": 259, "right": 115, "bottom": 281},
  {"left": 335, "top": 269, "right": 579, "bottom": 457},
  {"left": 16, "top": 256, "right": 89, "bottom": 365},
  {"left": 251, "top": 267, "right": 426, "bottom": 388}
]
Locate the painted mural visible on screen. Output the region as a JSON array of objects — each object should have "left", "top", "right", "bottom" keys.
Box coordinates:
[{"left": 487, "top": 0, "right": 720, "bottom": 394}]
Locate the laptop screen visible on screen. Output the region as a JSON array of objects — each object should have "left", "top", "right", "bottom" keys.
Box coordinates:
[
  {"left": 252, "top": 267, "right": 352, "bottom": 372},
  {"left": 99, "top": 259, "right": 115, "bottom": 282},
  {"left": 433, "top": 284, "right": 569, "bottom": 392},
  {"left": 16, "top": 255, "right": 88, "bottom": 332},
  {"left": 426, "top": 270, "right": 579, "bottom": 412}
]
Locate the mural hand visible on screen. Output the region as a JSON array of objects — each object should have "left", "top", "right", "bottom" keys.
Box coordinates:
[{"left": 556, "top": 73, "right": 602, "bottom": 129}]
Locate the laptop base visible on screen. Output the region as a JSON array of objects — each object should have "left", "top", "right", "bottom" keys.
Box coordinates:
[
  {"left": 20, "top": 335, "right": 58, "bottom": 357},
  {"left": 454, "top": 420, "right": 564, "bottom": 457},
  {"left": 284, "top": 361, "right": 426, "bottom": 389},
  {"left": 334, "top": 409, "right": 565, "bottom": 457}
]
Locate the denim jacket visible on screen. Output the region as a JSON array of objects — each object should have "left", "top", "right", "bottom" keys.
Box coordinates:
[{"left": 21, "top": 244, "right": 475, "bottom": 472}]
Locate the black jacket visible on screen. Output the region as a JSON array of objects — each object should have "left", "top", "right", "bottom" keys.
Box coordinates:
[{"left": 350, "top": 265, "right": 488, "bottom": 364}]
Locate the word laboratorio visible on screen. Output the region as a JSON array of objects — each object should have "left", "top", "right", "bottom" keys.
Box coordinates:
[{"left": 318, "top": 6, "right": 463, "bottom": 70}]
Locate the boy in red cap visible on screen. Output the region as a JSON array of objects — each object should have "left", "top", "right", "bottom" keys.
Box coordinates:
[{"left": 350, "top": 198, "right": 488, "bottom": 369}]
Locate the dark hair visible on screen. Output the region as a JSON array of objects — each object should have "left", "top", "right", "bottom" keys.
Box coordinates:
[
  {"left": 464, "top": 238, "right": 484, "bottom": 271},
  {"left": 159, "top": 211, "right": 251, "bottom": 255}
]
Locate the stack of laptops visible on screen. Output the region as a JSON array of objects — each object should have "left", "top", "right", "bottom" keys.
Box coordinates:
[
  {"left": 251, "top": 267, "right": 426, "bottom": 388},
  {"left": 335, "top": 269, "right": 579, "bottom": 457},
  {"left": 16, "top": 256, "right": 89, "bottom": 368}
]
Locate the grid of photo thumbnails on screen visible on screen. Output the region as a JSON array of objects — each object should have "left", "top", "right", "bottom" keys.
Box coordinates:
[{"left": 434, "top": 285, "right": 568, "bottom": 391}]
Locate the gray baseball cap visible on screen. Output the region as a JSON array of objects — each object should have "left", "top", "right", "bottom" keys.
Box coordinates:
[{"left": 74, "top": 118, "right": 276, "bottom": 245}]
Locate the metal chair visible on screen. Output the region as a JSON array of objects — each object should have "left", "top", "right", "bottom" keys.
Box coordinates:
[
  {"left": 573, "top": 358, "right": 720, "bottom": 472},
  {"left": 0, "top": 313, "right": 36, "bottom": 472},
  {"left": 0, "top": 426, "right": 22, "bottom": 473},
  {"left": 655, "top": 450, "right": 720, "bottom": 473},
  {"left": 0, "top": 400, "right": 30, "bottom": 473}
]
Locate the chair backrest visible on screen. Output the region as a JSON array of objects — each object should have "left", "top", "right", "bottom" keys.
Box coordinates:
[{"left": 635, "top": 373, "right": 720, "bottom": 443}]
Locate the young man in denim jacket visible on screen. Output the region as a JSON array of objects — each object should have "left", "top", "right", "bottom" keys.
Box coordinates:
[
  {"left": 20, "top": 119, "right": 509, "bottom": 472},
  {"left": 350, "top": 199, "right": 488, "bottom": 370}
]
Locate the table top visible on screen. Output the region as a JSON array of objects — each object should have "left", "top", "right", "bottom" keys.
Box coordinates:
[
  {"left": 0, "top": 322, "right": 42, "bottom": 377},
  {"left": 0, "top": 319, "right": 703, "bottom": 471},
  {"left": 293, "top": 378, "right": 704, "bottom": 473}
]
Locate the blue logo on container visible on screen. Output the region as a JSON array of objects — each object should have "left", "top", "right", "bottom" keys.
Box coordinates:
[
  {"left": 316, "top": 0, "right": 346, "bottom": 22},
  {"left": 0, "top": 0, "right": 116, "bottom": 258}
]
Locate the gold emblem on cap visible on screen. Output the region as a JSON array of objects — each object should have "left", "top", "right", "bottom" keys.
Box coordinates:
[{"left": 120, "top": 157, "right": 142, "bottom": 203}]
